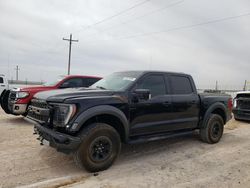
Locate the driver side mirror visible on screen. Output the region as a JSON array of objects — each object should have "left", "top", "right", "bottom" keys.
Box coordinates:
[{"left": 133, "top": 89, "right": 151, "bottom": 101}]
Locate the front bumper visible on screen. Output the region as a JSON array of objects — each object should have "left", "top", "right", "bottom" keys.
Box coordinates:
[
  {"left": 232, "top": 108, "right": 250, "bottom": 121},
  {"left": 7, "top": 90, "right": 28, "bottom": 115},
  {"left": 27, "top": 118, "right": 81, "bottom": 154},
  {"left": 9, "top": 103, "right": 27, "bottom": 115}
]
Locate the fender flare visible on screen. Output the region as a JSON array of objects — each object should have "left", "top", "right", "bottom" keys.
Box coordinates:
[
  {"left": 70, "top": 105, "right": 129, "bottom": 141},
  {"left": 201, "top": 102, "right": 227, "bottom": 128}
]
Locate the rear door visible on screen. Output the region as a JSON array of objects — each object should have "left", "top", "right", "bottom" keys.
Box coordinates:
[{"left": 168, "top": 74, "right": 200, "bottom": 130}]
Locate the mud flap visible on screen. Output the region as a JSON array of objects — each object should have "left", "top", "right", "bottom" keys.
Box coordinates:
[{"left": 0, "top": 90, "right": 11, "bottom": 114}]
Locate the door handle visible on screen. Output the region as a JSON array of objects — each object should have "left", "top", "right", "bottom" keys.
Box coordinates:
[{"left": 0, "top": 85, "right": 5, "bottom": 87}]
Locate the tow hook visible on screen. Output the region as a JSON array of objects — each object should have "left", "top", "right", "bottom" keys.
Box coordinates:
[{"left": 40, "top": 138, "right": 44, "bottom": 145}]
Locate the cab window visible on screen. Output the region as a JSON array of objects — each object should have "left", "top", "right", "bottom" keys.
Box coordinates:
[
  {"left": 170, "top": 75, "right": 193, "bottom": 94},
  {"left": 136, "top": 75, "right": 166, "bottom": 98},
  {"left": 82, "top": 78, "right": 101, "bottom": 87},
  {"left": 0, "top": 77, "right": 3, "bottom": 84},
  {"left": 61, "top": 78, "right": 83, "bottom": 88}
]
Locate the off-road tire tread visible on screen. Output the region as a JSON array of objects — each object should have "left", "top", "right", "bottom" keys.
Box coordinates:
[
  {"left": 200, "top": 114, "right": 224, "bottom": 144},
  {"left": 73, "top": 123, "right": 121, "bottom": 172}
]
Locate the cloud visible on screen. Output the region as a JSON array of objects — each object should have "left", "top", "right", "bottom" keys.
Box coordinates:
[{"left": 0, "top": 0, "right": 249, "bottom": 89}]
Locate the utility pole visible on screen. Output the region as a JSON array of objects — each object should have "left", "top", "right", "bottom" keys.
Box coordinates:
[
  {"left": 215, "top": 80, "right": 218, "bottom": 91},
  {"left": 243, "top": 80, "right": 247, "bottom": 91},
  {"left": 15, "top": 65, "right": 20, "bottom": 81},
  {"left": 63, "top": 34, "right": 79, "bottom": 75}
]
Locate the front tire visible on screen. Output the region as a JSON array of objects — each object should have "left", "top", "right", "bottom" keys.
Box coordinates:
[
  {"left": 200, "top": 114, "right": 224, "bottom": 144},
  {"left": 74, "top": 123, "right": 121, "bottom": 172},
  {"left": 0, "top": 90, "right": 11, "bottom": 114}
]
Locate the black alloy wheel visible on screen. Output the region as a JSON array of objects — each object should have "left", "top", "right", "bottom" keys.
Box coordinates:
[
  {"left": 200, "top": 114, "right": 224, "bottom": 144},
  {"left": 74, "top": 123, "right": 121, "bottom": 172},
  {"left": 89, "top": 136, "right": 112, "bottom": 163}
]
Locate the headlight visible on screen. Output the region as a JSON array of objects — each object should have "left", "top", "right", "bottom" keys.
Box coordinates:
[
  {"left": 233, "top": 99, "right": 237, "bottom": 108},
  {"left": 16, "top": 91, "right": 29, "bottom": 99},
  {"left": 51, "top": 103, "right": 76, "bottom": 127}
]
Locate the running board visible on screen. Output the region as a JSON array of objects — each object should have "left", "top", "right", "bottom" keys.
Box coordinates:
[{"left": 128, "top": 130, "right": 194, "bottom": 144}]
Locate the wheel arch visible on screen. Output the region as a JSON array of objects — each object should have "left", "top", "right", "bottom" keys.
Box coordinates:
[
  {"left": 71, "top": 105, "right": 129, "bottom": 142},
  {"left": 200, "top": 102, "right": 227, "bottom": 128}
]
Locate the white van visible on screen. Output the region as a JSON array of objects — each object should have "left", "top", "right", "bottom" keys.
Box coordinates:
[{"left": 0, "top": 74, "right": 8, "bottom": 95}]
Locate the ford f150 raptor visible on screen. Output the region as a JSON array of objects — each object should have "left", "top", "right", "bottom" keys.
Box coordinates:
[{"left": 27, "top": 71, "right": 232, "bottom": 172}]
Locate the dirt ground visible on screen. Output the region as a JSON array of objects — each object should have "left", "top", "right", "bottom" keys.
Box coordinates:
[{"left": 0, "top": 109, "right": 250, "bottom": 188}]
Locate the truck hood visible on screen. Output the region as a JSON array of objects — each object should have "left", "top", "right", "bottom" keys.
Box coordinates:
[
  {"left": 34, "top": 88, "right": 115, "bottom": 102},
  {"left": 20, "top": 86, "right": 54, "bottom": 92}
]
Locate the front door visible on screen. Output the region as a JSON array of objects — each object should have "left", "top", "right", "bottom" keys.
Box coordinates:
[{"left": 129, "top": 74, "right": 172, "bottom": 136}]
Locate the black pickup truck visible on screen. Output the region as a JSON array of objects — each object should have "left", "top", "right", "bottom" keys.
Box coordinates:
[{"left": 27, "top": 71, "right": 232, "bottom": 172}]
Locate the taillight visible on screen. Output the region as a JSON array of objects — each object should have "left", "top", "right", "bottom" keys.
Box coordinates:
[{"left": 228, "top": 98, "right": 233, "bottom": 111}]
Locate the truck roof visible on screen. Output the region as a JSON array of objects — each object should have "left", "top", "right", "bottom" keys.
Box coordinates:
[
  {"left": 236, "top": 91, "right": 250, "bottom": 95},
  {"left": 116, "top": 70, "right": 189, "bottom": 76},
  {"left": 65, "top": 75, "right": 102, "bottom": 79}
]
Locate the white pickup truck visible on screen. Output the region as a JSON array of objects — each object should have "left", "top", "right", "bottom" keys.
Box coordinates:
[{"left": 0, "top": 74, "right": 8, "bottom": 95}]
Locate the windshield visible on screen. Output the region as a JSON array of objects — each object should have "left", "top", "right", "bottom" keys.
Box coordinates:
[
  {"left": 91, "top": 71, "right": 143, "bottom": 91},
  {"left": 43, "top": 75, "right": 66, "bottom": 86}
]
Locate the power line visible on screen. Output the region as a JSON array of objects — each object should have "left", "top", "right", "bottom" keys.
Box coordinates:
[
  {"left": 114, "top": 12, "right": 250, "bottom": 40},
  {"left": 83, "top": 0, "right": 185, "bottom": 38},
  {"left": 77, "top": 0, "right": 151, "bottom": 32},
  {"left": 83, "top": 0, "right": 185, "bottom": 36},
  {"left": 63, "top": 34, "right": 79, "bottom": 75}
]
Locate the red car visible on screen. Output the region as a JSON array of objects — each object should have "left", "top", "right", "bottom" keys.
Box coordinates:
[{"left": 0, "top": 75, "right": 101, "bottom": 116}]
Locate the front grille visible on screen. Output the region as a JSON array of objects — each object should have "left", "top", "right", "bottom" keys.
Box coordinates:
[
  {"left": 9, "top": 91, "right": 17, "bottom": 101},
  {"left": 237, "top": 98, "right": 250, "bottom": 110},
  {"left": 27, "top": 99, "right": 50, "bottom": 124},
  {"left": 29, "top": 113, "right": 50, "bottom": 122},
  {"left": 31, "top": 99, "right": 49, "bottom": 109},
  {"left": 8, "top": 91, "right": 17, "bottom": 111}
]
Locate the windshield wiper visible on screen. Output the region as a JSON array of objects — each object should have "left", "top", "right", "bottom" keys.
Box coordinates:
[{"left": 96, "top": 86, "right": 107, "bottom": 90}]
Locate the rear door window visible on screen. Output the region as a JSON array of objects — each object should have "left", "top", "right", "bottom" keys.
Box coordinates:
[
  {"left": 0, "top": 77, "right": 3, "bottom": 84},
  {"left": 170, "top": 75, "right": 193, "bottom": 94}
]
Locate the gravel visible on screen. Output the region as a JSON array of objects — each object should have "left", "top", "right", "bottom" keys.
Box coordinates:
[{"left": 0, "top": 109, "right": 249, "bottom": 188}]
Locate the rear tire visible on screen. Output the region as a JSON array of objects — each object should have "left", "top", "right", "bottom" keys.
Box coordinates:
[
  {"left": 200, "top": 114, "right": 224, "bottom": 144},
  {"left": 73, "top": 123, "right": 121, "bottom": 172}
]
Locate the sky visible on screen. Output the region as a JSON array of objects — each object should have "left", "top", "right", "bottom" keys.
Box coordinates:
[{"left": 0, "top": 0, "right": 249, "bottom": 89}]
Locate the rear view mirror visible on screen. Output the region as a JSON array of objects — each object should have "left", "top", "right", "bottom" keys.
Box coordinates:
[{"left": 134, "top": 89, "right": 151, "bottom": 100}]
